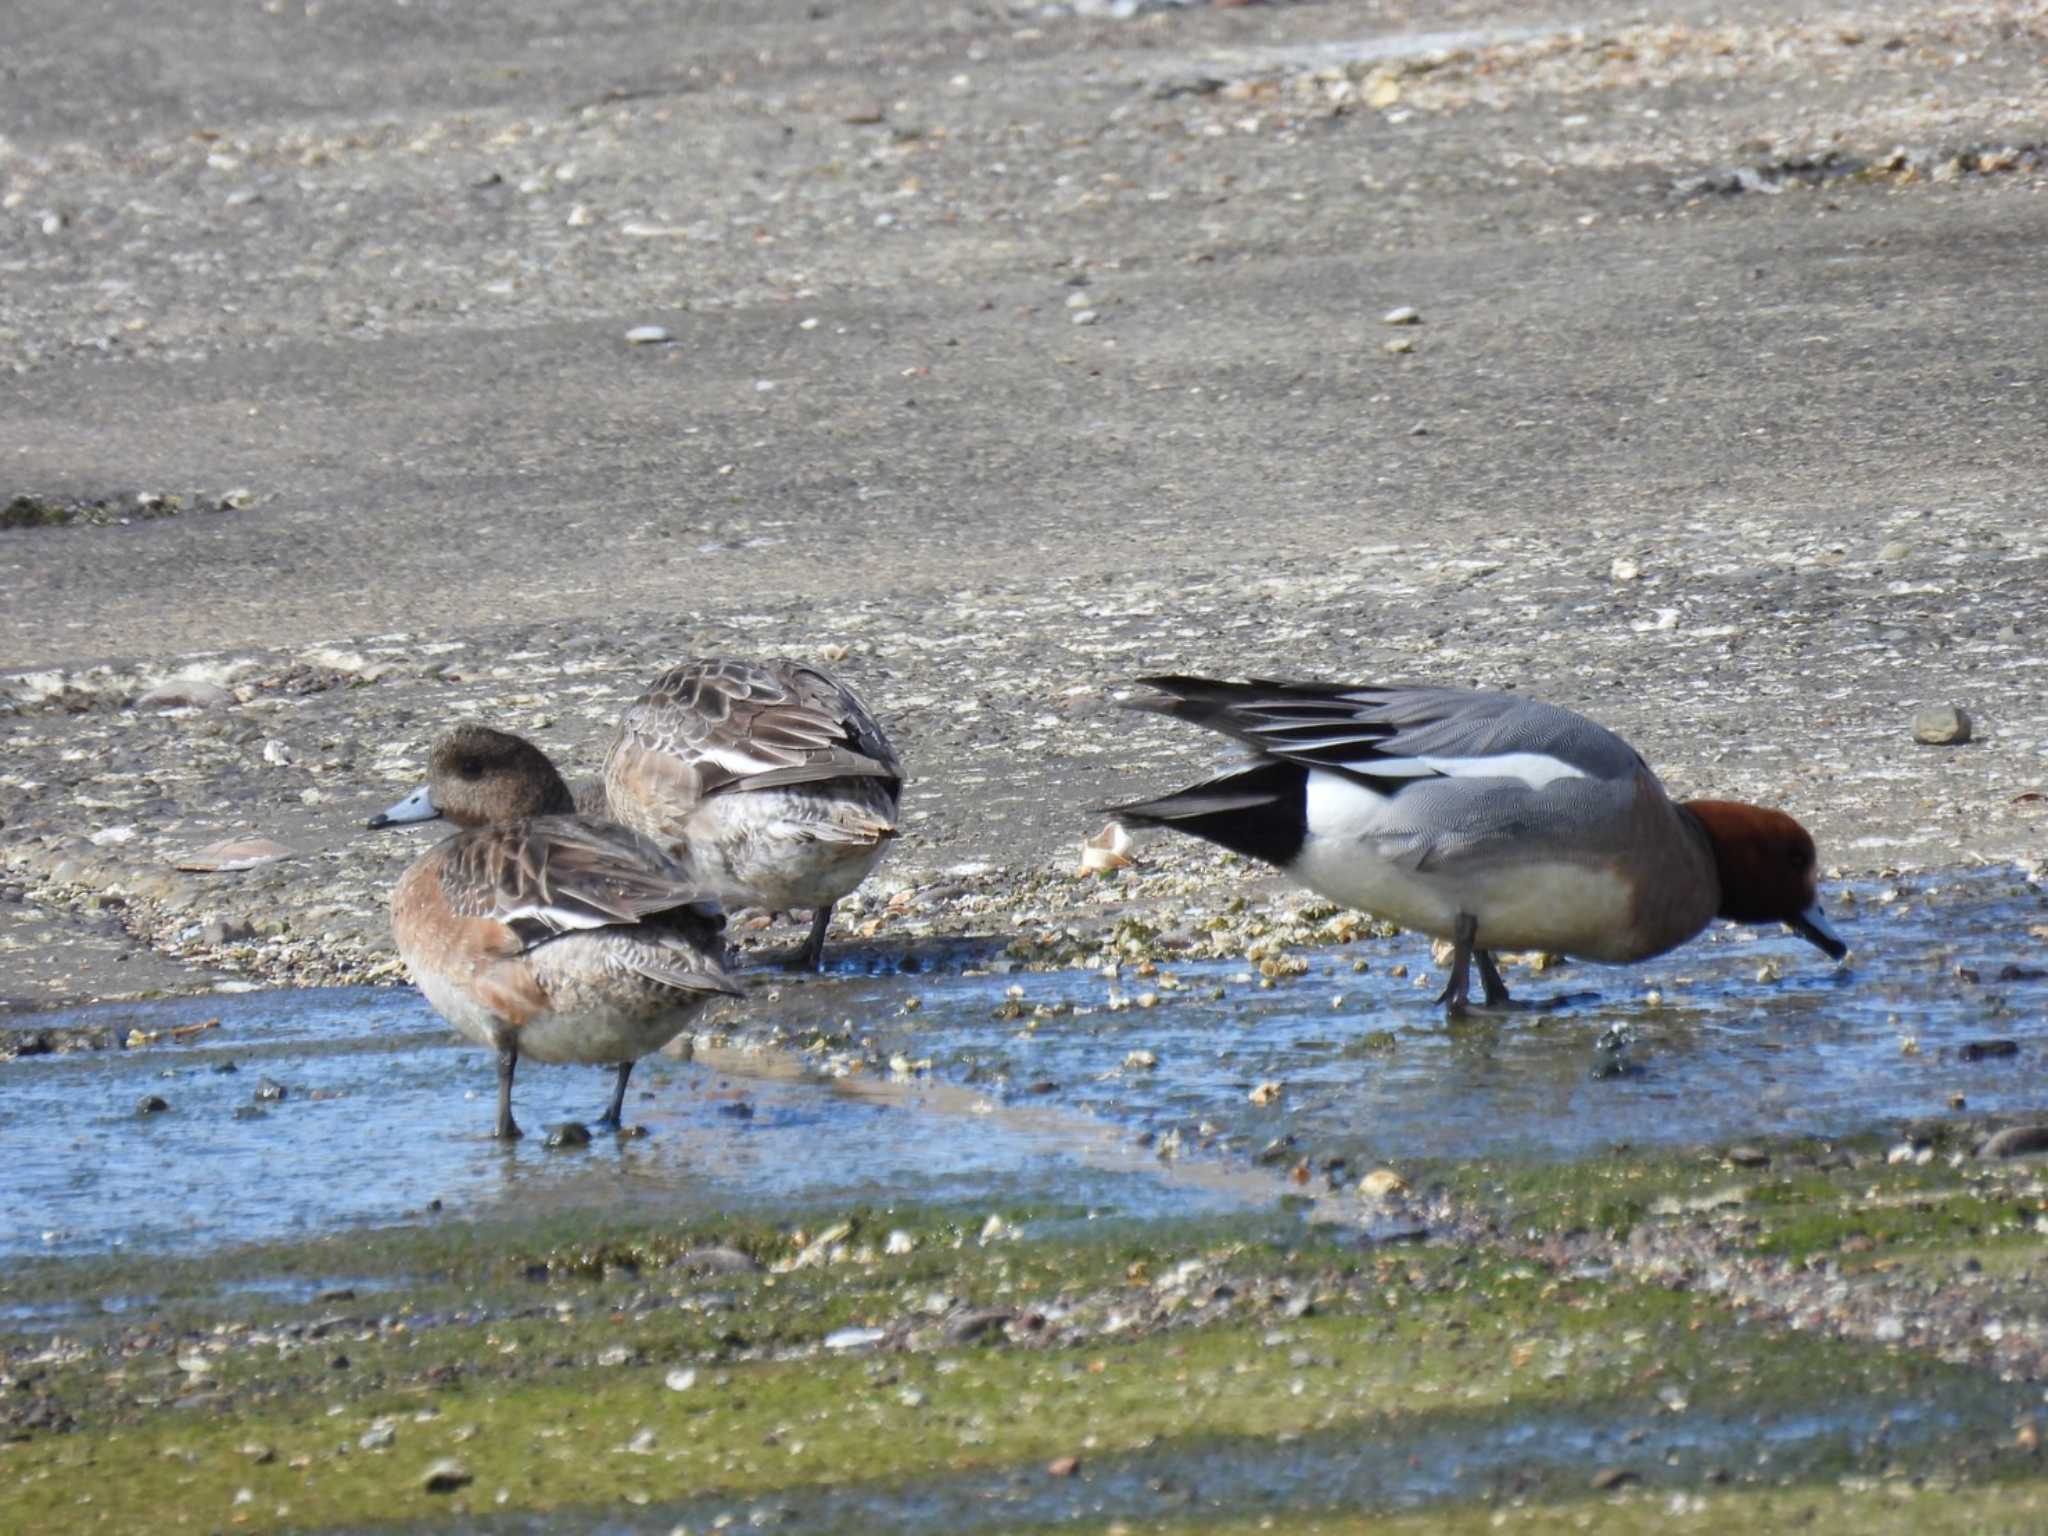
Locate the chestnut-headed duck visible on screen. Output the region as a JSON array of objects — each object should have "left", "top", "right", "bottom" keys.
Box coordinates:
[
  {"left": 601, "top": 657, "right": 902, "bottom": 972},
  {"left": 369, "top": 725, "right": 739, "bottom": 1139},
  {"left": 1109, "top": 675, "right": 1847, "bottom": 1014}
]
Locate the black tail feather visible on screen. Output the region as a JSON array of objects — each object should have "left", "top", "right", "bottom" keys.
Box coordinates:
[{"left": 1107, "top": 760, "right": 1308, "bottom": 870}]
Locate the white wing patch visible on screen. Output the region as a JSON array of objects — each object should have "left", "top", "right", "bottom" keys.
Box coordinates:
[
  {"left": 1304, "top": 769, "right": 1399, "bottom": 840},
  {"left": 1335, "top": 751, "right": 1590, "bottom": 791},
  {"left": 499, "top": 901, "right": 615, "bottom": 935}
]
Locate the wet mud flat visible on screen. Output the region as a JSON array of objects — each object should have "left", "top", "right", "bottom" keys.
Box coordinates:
[{"left": 4, "top": 869, "right": 2047, "bottom": 1532}]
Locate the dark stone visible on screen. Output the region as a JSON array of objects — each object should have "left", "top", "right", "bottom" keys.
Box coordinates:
[
  {"left": 946, "top": 1308, "right": 1016, "bottom": 1343},
  {"left": 254, "top": 1077, "right": 287, "bottom": 1101},
  {"left": 545, "top": 1121, "right": 593, "bottom": 1149},
  {"left": 1590, "top": 1467, "right": 1641, "bottom": 1490},
  {"left": 136, "top": 1094, "right": 170, "bottom": 1115},
  {"left": 675, "top": 1246, "right": 762, "bottom": 1275},
  {"left": 1959, "top": 1039, "right": 2020, "bottom": 1062},
  {"left": 200, "top": 917, "right": 257, "bottom": 946},
  {"left": 1979, "top": 1124, "right": 2048, "bottom": 1160}
]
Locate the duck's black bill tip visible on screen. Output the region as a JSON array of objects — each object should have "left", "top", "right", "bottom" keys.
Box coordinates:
[
  {"left": 1790, "top": 912, "right": 1849, "bottom": 961},
  {"left": 365, "top": 813, "right": 394, "bottom": 830}
]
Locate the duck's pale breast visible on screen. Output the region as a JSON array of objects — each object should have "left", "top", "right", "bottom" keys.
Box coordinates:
[
  {"left": 1293, "top": 765, "right": 1714, "bottom": 962},
  {"left": 391, "top": 852, "right": 548, "bottom": 1046},
  {"left": 683, "top": 782, "right": 896, "bottom": 910}
]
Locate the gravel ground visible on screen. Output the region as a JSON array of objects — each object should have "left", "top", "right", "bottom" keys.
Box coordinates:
[{"left": 2, "top": 0, "right": 2046, "bottom": 1006}]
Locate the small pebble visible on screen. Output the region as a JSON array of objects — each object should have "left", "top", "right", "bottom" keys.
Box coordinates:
[
  {"left": 624, "top": 325, "right": 672, "bottom": 345},
  {"left": 1382, "top": 335, "right": 1414, "bottom": 354},
  {"left": 1726, "top": 1144, "right": 1770, "bottom": 1168},
  {"left": 1590, "top": 1467, "right": 1639, "bottom": 1491},
  {"left": 1912, "top": 706, "right": 1972, "bottom": 745},
  {"left": 358, "top": 1423, "right": 396, "bottom": 1451},
  {"left": 665, "top": 1368, "right": 697, "bottom": 1392},
  {"left": 545, "top": 1122, "right": 593, "bottom": 1149},
  {"left": 1382, "top": 305, "right": 1422, "bottom": 325},
  {"left": 421, "top": 1459, "right": 472, "bottom": 1493},
  {"left": 1979, "top": 1124, "right": 2048, "bottom": 1160},
  {"left": 254, "top": 1077, "right": 287, "bottom": 1102},
  {"left": 823, "top": 1326, "right": 886, "bottom": 1352},
  {"left": 1046, "top": 1454, "right": 1082, "bottom": 1477},
  {"left": 136, "top": 1094, "right": 170, "bottom": 1116}
]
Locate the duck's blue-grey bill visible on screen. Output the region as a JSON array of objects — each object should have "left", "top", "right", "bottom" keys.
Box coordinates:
[
  {"left": 367, "top": 783, "right": 440, "bottom": 830},
  {"left": 1791, "top": 903, "right": 1848, "bottom": 961}
]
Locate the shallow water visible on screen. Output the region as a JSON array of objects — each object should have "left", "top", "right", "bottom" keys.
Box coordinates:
[
  {"left": 2, "top": 869, "right": 2042, "bottom": 1260},
  {"left": 373, "top": 1391, "right": 2015, "bottom": 1536}
]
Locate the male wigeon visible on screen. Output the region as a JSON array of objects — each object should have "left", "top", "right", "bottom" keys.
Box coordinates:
[
  {"left": 369, "top": 725, "right": 740, "bottom": 1139},
  {"left": 1109, "top": 676, "right": 1847, "bottom": 1014},
  {"left": 601, "top": 657, "right": 903, "bottom": 972}
]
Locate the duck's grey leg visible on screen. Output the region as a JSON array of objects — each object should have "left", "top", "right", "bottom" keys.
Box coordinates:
[
  {"left": 1476, "top": 948, "right": 1515, "bottom": 1008},
  {"left": 1433, "top": 914, "right": 1479, "bottom": 1015},
  {"left": 597, "top": 1060, "right": 633, "bottom": 1128},
  {"left": 494, "top": 1043, "right": 523, "bottom": 1140},
  {"left": 788, "top": 904, "right": 834, "bottom": 972}
]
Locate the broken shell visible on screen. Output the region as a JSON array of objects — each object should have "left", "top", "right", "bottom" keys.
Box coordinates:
[
  {"left": 176, "top": 837, "right": 298, "bottom": 873},
  {"left": 1078, "top": 822, "right": 1135, "bottom": 875}
]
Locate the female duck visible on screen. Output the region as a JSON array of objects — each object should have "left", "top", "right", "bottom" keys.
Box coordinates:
[
  {"left": 1110, "top": 675, "right": 1847, "bottom": 1014},
  {"left": 601, "top": 657, "right": 902, "bottom": 971},
  {"left": 369, "top": 725, "right": 739, "bottom": 1138}
]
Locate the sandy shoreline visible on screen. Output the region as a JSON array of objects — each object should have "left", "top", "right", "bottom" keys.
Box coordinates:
[{"left": 5, "top": 0, "right": 2046, "bottom": 1007}]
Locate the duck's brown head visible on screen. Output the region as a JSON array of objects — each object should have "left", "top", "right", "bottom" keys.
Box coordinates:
[
  {"left": 1683, "top": 799, "right": 1847, "bottom": 960},
  {"left": 368, "top": 725, "right": 575, "bottom": 831}
]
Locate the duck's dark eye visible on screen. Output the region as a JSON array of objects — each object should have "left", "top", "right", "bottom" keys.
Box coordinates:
[{"left": 457, "top": 757, "right": 483, "bottom": 780}]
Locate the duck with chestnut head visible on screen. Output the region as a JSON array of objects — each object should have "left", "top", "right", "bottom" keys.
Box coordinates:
[{"left": 1108, "top": 676, "right": 1847, "bottom": 1014}]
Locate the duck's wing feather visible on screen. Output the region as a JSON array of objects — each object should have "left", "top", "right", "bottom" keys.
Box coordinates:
[
  {"left": 1128, "top": 675, "right": 1646, "bottom": 793},
  {"left": 438, "top": 816, "right": 723, "bottom": 950},
  {"left": 613, "top": 657, "right": 902, "bottom": 802}
]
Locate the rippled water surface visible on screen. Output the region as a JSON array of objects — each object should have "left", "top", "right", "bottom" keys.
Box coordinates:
[{"left": 3, "top": 869, "right": 2042, "bottom": 1259}]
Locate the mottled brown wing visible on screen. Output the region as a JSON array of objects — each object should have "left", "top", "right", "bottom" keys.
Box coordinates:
[
  {"left": 612, "top": 656, "right": 902, "bottom": 805},
  {"left": 437, "top": 815, "right": 714, "bottom": 950}
]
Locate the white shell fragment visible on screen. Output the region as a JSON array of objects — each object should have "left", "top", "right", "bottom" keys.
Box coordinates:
[
  {"left": 175, "top": 837, "right": 299, "bottom": 873},
  {"left": 1078, "top": 822, "right": 1135, "bottom": 875}
]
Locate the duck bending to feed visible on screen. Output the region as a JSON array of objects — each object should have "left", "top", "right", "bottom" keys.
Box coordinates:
[
  {"left": 369, "top": 725, "right": 740, "bottom": 1138},
  {"left": 601, "top": 657, "right": 903, "bottom": 972},
  {"left": 1109, "top": 675, "right": 1847, "bottom": 1014}
]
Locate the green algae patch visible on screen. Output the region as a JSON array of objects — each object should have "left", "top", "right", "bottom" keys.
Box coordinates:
[{"left": 8, "top": 1196, "right": 2042, "bottom": 1532}]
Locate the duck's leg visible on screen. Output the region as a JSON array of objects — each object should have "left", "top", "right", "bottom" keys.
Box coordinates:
[
  {"left": 1433, "top": 914, "right": 1480, "bottom": 1015},
  {"left": 1476, "top": 948, "right": 1515, "bottom": 1008},
  {"left": 597, "top": 1060, "right": 634, "bottom": 1129},
  {"left": 788, "top": 904, "right": 833, "bottom": 973},
  {"left": 494, "top": 1043, "right": 523, "bottom": 1140}
]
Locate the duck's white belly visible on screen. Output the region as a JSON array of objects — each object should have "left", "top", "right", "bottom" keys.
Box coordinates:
[
  {"left": 1296, "top": 838, "right": 1634, "bottom": 958},
  {"left": 689, "top": 791, "right": 893, "bottom": 910},
  {"left": 513, "top": 1007, "right": 690, "bottom": 1065},
  {"left": 1295, "top": 770, "right": 1637, "bottom": 960},
  {"left": 408, "top": 955, "right": 697, "bottom": 1065}
]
